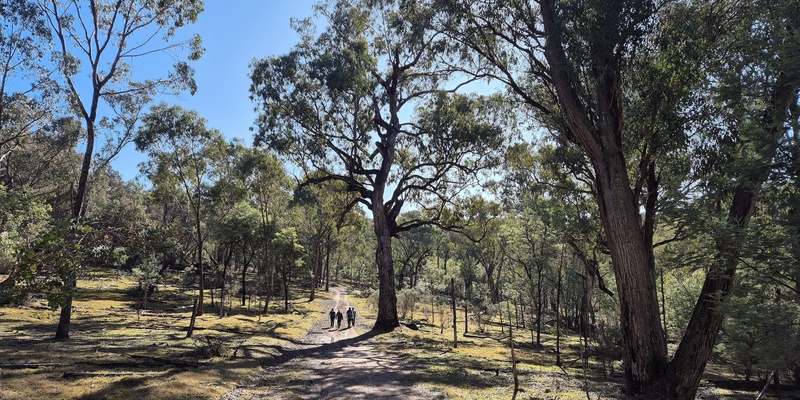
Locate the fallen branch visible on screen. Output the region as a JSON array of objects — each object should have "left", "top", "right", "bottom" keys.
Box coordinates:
[
  {"left": 755, "top": 370, "right": 776, "bottom": 400},
  {"left": 0, "top": 363, "right": 70, "bottom": 369},
  {"left": 62, "top": 371, "right": 148, "bottom": 378}
]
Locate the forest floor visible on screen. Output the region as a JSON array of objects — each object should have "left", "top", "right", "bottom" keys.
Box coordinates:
[{"left": 1, "top": 271, "right": 798, "bottom": 399}]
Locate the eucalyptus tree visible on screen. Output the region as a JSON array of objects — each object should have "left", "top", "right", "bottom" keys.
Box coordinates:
[
  {"left": 140, "top": 153, "right": 198, "bottom": 271},
  {"left": 250, "top": 0, "right": 506, "bottom": 329},
  {"left": 658, "top": 3, "right": 799, "bottom": 396},
  {"left": 504, "top": 198, "right": 560, "bottom": 346},
  {"left": 208, "top": 201, "right": 260, "bottom": 316},
  {"left": 458, "top": 198, "right": 507, "bottom": 304},
  {"left": 393, "top": 222, "right": 435, "bottom": 290},
  {"left": 334, "top": 212, "right": 373, "bottom": 287},
  {"left": 37, "top": 0, "right": 203, "bottom": 339},
  {"left": 504, "top": 141, "right": 615, "bottom": 340},
  {"left": 270, "top": 227, "right": 306, "bottom": 312},
  {"left": 0, "top": 0, "right": 57, "bottom": 183},
  {"left": 40, "top": 0, "right": 203, "bottom": 218},
  {"left": 204, "top": 140, "right": 250, "bottom": 311},
  {"left": 136, "top": 103, "right": 227, "bottom": 316},
  {"left": 1, "top": 115, "right": 82, "bottom": 215},
  {"left": 0, "top": 115, "right": 83, "bottom": 305},
  {"left": 234, "top": 146, "right": 292, "bottom": 313},
  {"left": 442, "top": 0, "right": 799, "bottom": 396},
  {"left": 291, "top": 177, "right": 357, "bottom": 300},
  {"left": 709, "top": 102, "right": 800, "bottom": 383}
]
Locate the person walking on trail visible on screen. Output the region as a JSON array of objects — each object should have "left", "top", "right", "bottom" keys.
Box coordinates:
[
  {"left": 346, "top": 308, "right": 353, "bottom": 328},
  {"left": 336, "top": 309, "right": 343, "bottom": 329},
  {"left": 351, "top": 307, "right": 357, "bottom": 326},
  {"left": 329, "top": 308, "right": 336, "bottom": 328}
]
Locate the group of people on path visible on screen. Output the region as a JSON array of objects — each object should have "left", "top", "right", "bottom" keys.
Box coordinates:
[{"left": 328, "top": 307, "right": 357, "bottom": 329}]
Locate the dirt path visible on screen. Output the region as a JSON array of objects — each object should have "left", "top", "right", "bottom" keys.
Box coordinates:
[{"left": 227, "top": 286, "right": 445, "bottom": 399}]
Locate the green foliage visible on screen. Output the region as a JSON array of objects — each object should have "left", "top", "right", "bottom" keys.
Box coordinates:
[
  {"left": 214, "top": 201, "right": 261, "bottom": 243},
  {"left": 6, "top": 222, "right": 87, "bottom": 307},
  {"left": 131, "top": 256, "right": 161, "bottom": 308},
  {"left": 717, "top": 285, "right": 800, "bottom": 381},
  {"left": 0, "top": 185, "right": 51, "bottom": 273},
  {"left": 0, "top": 0, "right": 56, "bottom": 140},
  {"left": 45, "top": 0, "right": 204, "bottom": 99},
  {"left": 250, "top": 0, "right": 508, "bottom": 229},
  {"left": 136, "top": 102, "right": 227, "bottom": 249},
  {"left": 396, "top": 286, "right": 423, "bottom": 320},
  {"left": 271, "top": 228, "right": 306, "bottom": 271}
]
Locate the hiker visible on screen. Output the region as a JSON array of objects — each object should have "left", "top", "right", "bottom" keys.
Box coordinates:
[
  {"left": 336, "top": 309, "right": 343, "bottom": 329},
  {"left": 352, "top": 307, "right": 356, "bottom": 325},
  {"left": 329, "top": 308, "right": 336, "bottom": 328},
  {"left": 346, "top": 308, "right": 353, "bottom": 328}
]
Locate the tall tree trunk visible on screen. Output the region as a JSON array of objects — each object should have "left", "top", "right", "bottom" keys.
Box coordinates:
[
  {"left": 241, "top": 262, "right": 248, "bottom": 306},
  {"left": 219, "top": 247, "right": 233, "bottom": 318},
  {"left": 592, "top": 143, "right": 667, "bottom": 393},
  {"left": 536, "top": 264, "right": 543, "bottom": 346},
  {"left": 325, "top": 240, "right": 331, "bottom": 292},
  {"left": 56, "top": 116, "right": 95, "bottom": 340},
  {"left": 314, "top": 239, "right": 320, "bottom": 287},
  {"left": 309, "top": 265, "right": 316, "bottom": 301},
  {"left": 579, "top": 269, "right": 594, "bottom": 338},
  {"left": 219, "top": 263, "right": 227, "bottom": 318},
  {"left": 54, "top": 280, "right": 75, "bottom": 339},
  {"left": 262, "top": 235, "right": 272, "bottom": 315},
  {"left": 258, "top": 190, "right": 272, "bottom": 315},
  {"left": 71, "top": 125, "right": 93, "bottom": 219},
  {"left": 555, "top": 244, "right": 563, "bottom": 367},
  {"left": 373, "top": 207, "right": 399, "bottom": 330},
  {"left": 196, "top": 214, "right": 204, "bottom": 316},
  {"left": 282, "top": 271, "right": 289, "bottom": 312},
  {"left": 661, "top": 79, "right": 798, "bottom": 399},
  {"left": 661, "top": 187, "right": 758, "bottom": 397},
  {"left": 309, "top": 237, "right": 320, "bottom": 301},
  {"left": 451, "top": 277, "right": 457, "bottom": 348},
  {"left": 264, "top": 262, "right": 274, "bottom": 315},
  {"left": 540, "top": 0, "right": 667, "bottom": 391},
  {"left": 660, "top": 269, "right": 667, "bottom": 344},
  {"left": 485, "top": 265, "right": 500, "bottom": 303}
]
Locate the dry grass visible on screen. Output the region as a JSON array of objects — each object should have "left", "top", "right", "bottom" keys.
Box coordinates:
[
  {"left": 0, "top": 270, "right": 329, "bottom": 400},
  {"left": 367, "top": 315, "right": 623, "bottom": 400},
  {"left": 2, "top": 277, "right": 798, "bottom": 399},
  {"left": 363, "top": 301, "right": 799, "bottom": 400}
]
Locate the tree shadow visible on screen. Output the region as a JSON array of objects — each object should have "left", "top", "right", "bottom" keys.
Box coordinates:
[
  {"left": 263, "top": 328, "right": 388, "bottom": 367},
  {"left": 71, "top": 367, "right": 188, "bottom": 399},
  {"left": 707, "top": 378, "right": 800, "bottom": 398}
]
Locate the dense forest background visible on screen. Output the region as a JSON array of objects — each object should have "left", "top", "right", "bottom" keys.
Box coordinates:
[{"left": 1, "top": 0, "right": 798, "bottom": 399}]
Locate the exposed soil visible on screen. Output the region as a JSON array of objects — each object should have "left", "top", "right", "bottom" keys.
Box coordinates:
[{"left": 227, "top": 286, "right": 446, "bottom": 399}]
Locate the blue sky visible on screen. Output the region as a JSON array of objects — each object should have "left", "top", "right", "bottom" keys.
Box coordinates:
[{"left": 112, "top": 1, "right": 317, "bottom": 182}]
